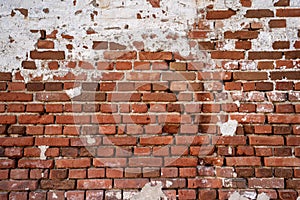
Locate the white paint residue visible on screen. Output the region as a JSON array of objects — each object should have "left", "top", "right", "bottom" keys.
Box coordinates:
[
  {"left": 218, "top": 118, "right": 238, "bottom": 136},
  {"left": 39, "top": 145, "right": 49, "bottom": 160},
  {"left": 65, "top": 87, "right": 82, "bottom": 99},
  {"left": 222, "top": 178, "right": 233, "bottom": 188},
  {"left": 243, "top": 191, "right": 257, "bottom": 200},
  {"left": 229, "top": 191, "right": 249, "bottom": 200},
  {"left": 106, "top": 190, "right": 122, "bottom": 199},
  {"left": 229, "top": 191, "right": 270, "bottom": 200},
  {"left": 166, "top": 180, "right": 173, "bottom": 188},
  {"left": 228, "top": 146, "right": 233, "bottom": 155},
  {"left": 297, "top": 197, "right": 300, "bottom": 200},
  {"left": 291, "top": 0, "right": 300, "bottom": 6},
  {"left": 257, "top": 193, "right": 270, "bottom": 200},
  {"left": 132, "top": 181, "right": 167, "bottom": 200},
  {"left": 52, "top": 193, "right": 58, "bottom": 199},
  {"left": 86, "top": 136, "right": 96, "bottom": 144},
  {"left": 235, "top": 100, "right": 240, "bottom": 107}
]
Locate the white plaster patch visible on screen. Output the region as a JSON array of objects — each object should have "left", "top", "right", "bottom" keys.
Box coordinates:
[
  {"left": 229, "top": 191, "right": 270, "bottom": 200},
  {"left": 242, "top": 191, "right": 257, "bottom": 200},
  {"left": 166, "top": 180, "right": 173, "bottom": 188},
  {"left": 222, "top": 178, "right": 233, "bottom": 188},
  {"left": 106, "top": 190, "right": 122, "bottom": 199},
  {"left": 86, "top": 135, "right": 96, "bottom": 144},
  {"left": 228, "top": 146, "right": 233, "bottom": 155},
  {"left": 290, "top": 0, "right": 300, "bottom": 7},
  {"left": 52, "top": 193, "right": 58, "bottom": 199},
  {"left": 218, "top": 118, "right": 238, "bottom": 136},
  {"left": 297, "top": 196, "right": 300, "bottom": 200},
  {"left": 131, "top": 181, "right": 167, "bottom": 200},
  {"left": 257, "top": 193, "right": 270, "bottom": 200},
  {"left": 65, "top": 86, "right": 82, "bottom": 99},
  {"left": 229, "top": 191, "right": 249, "bottom": 200},
  {"left": 38, "top": 145, "right": 49, "bottom": 160},
  {"left": 0, "top": 0, "right": 205, "bottom": 82}
]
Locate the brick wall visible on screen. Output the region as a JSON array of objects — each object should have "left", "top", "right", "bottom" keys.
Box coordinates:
[{"left": 0, "top": 0, "right": 300, "bottom": 199}]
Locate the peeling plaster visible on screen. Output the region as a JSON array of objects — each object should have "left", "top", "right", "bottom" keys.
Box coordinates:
[
  {"left": 131, "top": 181, "right": 167, "bottom": 200},
  {"left": 229, "top": 191, "right": 270, "bottom": 200},
  {"left": 65, "top": 86, "right": 82, "bottom": 99},
  {"left": 38, "top": 145, "right": 49, "bottom": 160},
  {"left": 52, "top": 193, "right": 58, "bottom": 199},
  {"left": 218, "top": 118, "right": 238, "bottom": 136},
  {"left": 257, "top": 193, "right": 270, "bottom": 200},
  {"left": 0, "top": 0, "right": 204, "bottom": 82}
]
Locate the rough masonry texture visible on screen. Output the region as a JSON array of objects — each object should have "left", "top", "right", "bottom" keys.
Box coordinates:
[{"left": 0, "top": 0, "right": 300, "bottom": 199}]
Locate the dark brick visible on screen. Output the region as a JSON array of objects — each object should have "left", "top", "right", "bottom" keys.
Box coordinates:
[
  {"left": 22, "top": 61, "right": 36, "bottom": 69},
  {"left": 27, "top": 83, "right": 44, "bottom": 91},
  {"left": 45, "top": 83, "right": 63, "bottom": 91},
  {"left": 0, "top": 73, "right": 12, "bottom": 81}
]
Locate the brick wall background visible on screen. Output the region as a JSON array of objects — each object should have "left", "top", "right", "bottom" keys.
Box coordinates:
[{"left": 0, "top": 0, "right": 300, "bottom": 199}]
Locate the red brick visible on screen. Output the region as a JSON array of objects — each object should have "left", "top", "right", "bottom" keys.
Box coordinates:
[
  {"left": 18, "top": 115, "right": 54, "bottom": 124},
  {"left": 178, "top": 189, "right": 196, "bottom": 200},
  {"left": 274, "top": 0, "right": 290, "bottom": 6},
  {"left": 265, "top": 157, "right": 300, "bottom": 167},
  {"left": 18, "top": 159, "right": 53, "bottom": 168},
  {"left": 4, "top": 147, "right": 22, "bottom": 158},
  {"left": 268, "top": 114, "right": 300, "bottom": 123},
  {"left": 206, "top": 10, "right": 236, "bottom": 19},
  {"left": 0, "top": 160, "right": 15, "bottom": 169},
  {"left": 224, "top": 31, "right": 259, "bottom": 39},
  {"left": 30, "top": 50, "right": 65, "bottom": 60},
  {"left": 0, "top": 137, "right": 33, "bottom": 146},
  {"left": 26, "top": 104, "right": 44, "bottom": 112},
  {"left": 36, "top": 92, "right": 70, "bottom": 102},
  {"left": 140, "top": 136, "right": 173, "bottom": 145},
  {"left": 249, "top": 51, "right": 283, "bottom": 60},
  {"left": 128, "top": 157, "right": 163, "bottom": 167},
  {"left": 37, "top": 40, "right": 54, "bottom": 49},
  {"left": 235, "top": 41, "right": 252, "bottom": 50},
  {"left": 102, "top": 137, "right": 137, "bottom": 146},
  {"left": 233, "top": 72, "right": 267, "bottom": 80},
  {"left": 198, "top": 190, "right": 217, "bottom": 200},
  {"left": 249, "top": 136, "right": 284, "bottom": 146},
  {"left": 188, "top": 178, "right": 222, "bottom": 188},
  {"left": 40, "top": 180, "right": 75, "bottom": 189},
  {"left": 114, "top": 178, "right": 148, "bottom": 189},
  {"left": 249, "top": 178, "right": 284, "bottom": 189},
  {"left": 269, "top": 19, "right": 286, "bottom": 28},
  {"left": 66, "top": 191, "right": 85, "bottom": 200},
  {"left": 56, "top": 115, "right": 90, "bottom": 124},
  {"left": 35, "top": 137, "right": 69, "bottom": 146},
  {"left": 115, "top": 61, "right": 131, "bottom": 70},
  {"left": 188, "top": 31, "right": 207, "bottom": 39},
  {"left": 277, "top": 8, "right": 300, "bottom": 17},
  {"left": 22, "top": 61, "right": 36, "bottom": 69},
  {"left": 56, "top": 158, "right": 90, "bottom": 168},
  {"left": 165, "top": 157, "right": 198, "bottom": 167},
  {"left": 97, "top": 62, "right": 113, "bottom": 70},
  {"left": 0, "top": 72, "right": 12, "bottom": 81},
  {"left": 86, "top": 190, "right": 104, "bottom": 200},
  {"left": 211, "top": 51, "right": 244, "bottom": 59},
  {"left": 87, "top": 168, "right": 105, "bottom": 178},
  {"left": 226, "top": 157, "right": 261, "bottom": 166},
  {"left": 92, "top": 41, "right": 108, "bottom": 50},
  {"left": 254, "top": 125, "right": 272, "bottom": 134},
  {"left": 103, "top": 51, "right": 137, "bottom": 60},
  {"left": 245, "top": 9, "right": 274, "bottom": 18},
  {"left": 273, "top": 41, "right": 290, "bottom": 49},
  {"left": 0, "top": 180, "right": 37, "bottom": 191},
  {"left": 0, "top": 92, "right": 32, "bottom": 101}
]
